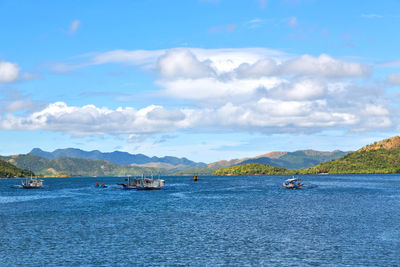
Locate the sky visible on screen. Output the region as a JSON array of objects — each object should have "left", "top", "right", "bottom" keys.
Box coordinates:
[{"left": 1, "top": 0, "right": 400, "bottom": 163}]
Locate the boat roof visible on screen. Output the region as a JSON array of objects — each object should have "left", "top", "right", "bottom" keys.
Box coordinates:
[{"left": 285, "top": 178, "right": 301, "bottom": 182}]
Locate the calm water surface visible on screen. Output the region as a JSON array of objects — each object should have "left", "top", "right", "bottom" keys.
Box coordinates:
[{"left": 1, "top": 175, "right": 399, "bottom": 266}]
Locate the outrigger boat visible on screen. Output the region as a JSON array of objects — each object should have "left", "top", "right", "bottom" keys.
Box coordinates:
[
  {"left": 20, "top": 176, "right": 44, "bottom": 189},
  {"left": 119, "top": 175, "right": 165, "bottom": 190},
  {"left": 283, "top": 177, "right": 303, "bottom": 190}
]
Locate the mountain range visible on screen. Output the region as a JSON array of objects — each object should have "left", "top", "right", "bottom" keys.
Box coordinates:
[
  {"left": 208, "top": 150, "right": 349, "bottom": 170},
  {"left": 0, "top": 137, "right": 399, "bottom": 177},
  {"left": 30, "top": 148, "right": 206, "bottom": 168},
  {"left": 0, "top": 154, "right": 166, "bottom": 177}
]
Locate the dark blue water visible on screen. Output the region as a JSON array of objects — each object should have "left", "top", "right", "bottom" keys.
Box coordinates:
[{"left": 1, "top": 175, "right": 399, "bottom": 266}]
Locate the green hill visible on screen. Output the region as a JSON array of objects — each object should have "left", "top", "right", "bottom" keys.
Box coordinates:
[
  {"left": 213, "top": 163, "right": 292, "bottom": 176},
  {"left": 213, "top": 136, "right": 400, "bottom": 175},
  {"left": 0, "top": 158, "right": 33, "bottom": 178},
  {"left": 0, "top": 154, "right": 167, "bottom": 177},
  {"left": 301, "top": 136, "right": 400, "bottom": 174}
]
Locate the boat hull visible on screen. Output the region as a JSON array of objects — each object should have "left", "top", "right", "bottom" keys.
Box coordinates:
[
  {"left": 122, "top": 185, "right": 162, "bottom": 190},
  {"left": 21, "top": 186, "right": 43, "bottom": 189}
]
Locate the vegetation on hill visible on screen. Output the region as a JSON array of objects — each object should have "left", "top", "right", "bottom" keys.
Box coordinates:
[
  {"left": 0, "top": 158, "right": 34, "bottom": 178},
  {"left": 213, "top": 136, "right": 400, "bottom": 175},
  {"left": 213, "top": 163, "right": 293, "bottom": 176},
  {"left": 0, "top": 154, "right": 167, "bottom": 177},
  {"left": 302, "top": 148, "right": 400, "bottom": 174}
]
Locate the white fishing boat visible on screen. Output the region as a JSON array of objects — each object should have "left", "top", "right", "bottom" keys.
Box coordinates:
[
  {"left": 283, "top": 177, "right": 303, "bottom": 190},
  {"left": 119, "top": 175, "right": 165, "bottom": 190},
  {"left": 21, "top": 176, "right": 44, "bottom": 189}
]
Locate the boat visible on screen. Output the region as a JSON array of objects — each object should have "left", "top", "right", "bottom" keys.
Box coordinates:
[
  {"left": 283, "top": 177, "right": 303, "bottom": 189},
  {"left": 95, "top": 181, "right": 107, "bottom": 188},
  {"left": 119, "top": 175, "right": 165, "bottom": 190},
  {"left": 20, "top": 176, "right": 44, "bottom": 189}
]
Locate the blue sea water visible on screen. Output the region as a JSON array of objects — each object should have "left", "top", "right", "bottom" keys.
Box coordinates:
[{"left": 0, "top": 175, "right": 399, "bottom": 266}]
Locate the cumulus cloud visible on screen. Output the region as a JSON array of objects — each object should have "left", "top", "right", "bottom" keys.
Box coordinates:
[
  {"left": 157, "top": 50, "right": 215, "bottom": 79},
  {"left": 51, "top": 48, "right": 370, "bottom": 80},
  {"left": 0, "top": 95, "right": 392, "bottom": 137},
  {"left": 387, "top": 72, "right": 400, "bottom": 84},
  {"left": 235, "top": 59, "right": 279, "bottom": 78},
  {"left": 0, "top": 61, "right": 20, "bottom": 83},
  {"left": 157, "top": 77, "right": 283, "bottom": 101},
  {"left": 50, "top": 47, "right": 288, "bottom": 73},
  {"left": 155, "top": 50, "right": 370, "bottom": 80},
  {"left": 0, "top": 102, "right": 191, "bottom": 136},
  {"left": 271, "top": 78, "right": 325, "bottom": 101},
  {"left": 69, "top": 20, "right": 81, "bottom": 34},
  {"left": 41, "top": 47, "right": 387, "bottom": 137},
  {"left": 282, "top": 54, "right": 370, "bottom": 77}
]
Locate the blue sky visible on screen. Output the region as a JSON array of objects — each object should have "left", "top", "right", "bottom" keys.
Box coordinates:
[{"left": 1, "top": 0, "right": 400, "bottom": 162}]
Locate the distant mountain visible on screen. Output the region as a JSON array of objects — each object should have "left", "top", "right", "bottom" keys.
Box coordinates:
[
  {"left": 0, "top": 158, "right": 34, "bottom": 178},
  {"left": 239, "top": 150, "right": 349, "bottom": 169},
  {"left": 1, "top": 154, "right": 167, "bottom": 177},
  {"left": 208, "top": 150, "right": 349, "bottom": 170},
  {"left": 30, "top": 148, "right": 206, "bottom": 167},
  {"left": 207, "top": 159, "right": 246, "bottom": 169}
]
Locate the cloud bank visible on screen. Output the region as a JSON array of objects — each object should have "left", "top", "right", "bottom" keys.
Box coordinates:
[{"left": 7, "top": 47, "right": 392, "bottom": 139}]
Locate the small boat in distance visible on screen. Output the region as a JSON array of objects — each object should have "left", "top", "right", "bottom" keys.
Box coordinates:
[
  {"left": 95, "top": 181, "right": 107, "bottom": 188},
  {"left": 21, "top": 176, "right": 44, "bottom": 189},
  {"left": 283, "top": 177, "right": 303, "bottom": 190},
  {"left": 119, "top": 175, "right": 165, "bottom": 190}
]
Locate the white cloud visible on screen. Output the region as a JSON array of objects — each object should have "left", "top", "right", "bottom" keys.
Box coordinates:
[
  {"left": 0, "top": 95, "right": 392, "bottom": 137},
  {"left": 157, "top": 49, "right": 215, "bottom": 79},
  {"left": 271, "top": 78, "right": 325, "bottom": 101},
  {"left": 0, "top": 61, "right": 20, "bottom": 83},
  {"left": 387, "top": 72, "right": 400, "bottom": 84},
  {"left": 51, "top": 48, "right": 370, "bottom": 80},
  {"left": 157, "top": 77, "right": 283, "bottom": 101},
  {"left": 51, "top": 47, "right": 289, "bottom": 74},
  {"left": 282, "top": 54, "right": 370, "bottom": 77},
  {"left": 0, "top": 102, "right": 192, "bottom": 136},
  {"left": 69, "top": 20, "right": 81, "bottom": 34},
  {"left": 41, "top": 47, "right": 388, "bottom": 137},
  {"left": 235, "top": 59, "right": 279, "bottom": 78}
]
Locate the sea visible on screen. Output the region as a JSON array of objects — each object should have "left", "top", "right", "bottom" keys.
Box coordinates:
[{"left": 0, "top": 174, "right": 399, "bottom": 266}]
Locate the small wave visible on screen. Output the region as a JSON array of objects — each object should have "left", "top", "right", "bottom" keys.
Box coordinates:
[
  {"left": 0, "top": 194, "right": 67, "bottom": 204},
  {"left": 170, "top": 192, "right": 188, "bottom": 198},
  {"left": 167, "top": 183, "right": 189, "bottom": 187}
]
